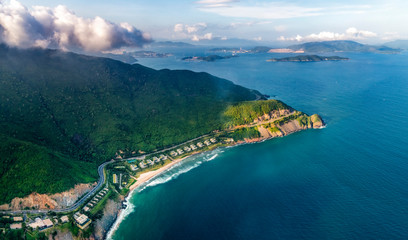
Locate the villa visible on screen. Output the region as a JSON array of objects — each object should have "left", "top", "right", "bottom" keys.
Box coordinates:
[{"left": 170, "top": 151, "right": 178, "bottom": 157}]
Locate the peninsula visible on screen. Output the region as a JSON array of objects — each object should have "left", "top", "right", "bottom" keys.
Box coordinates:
[
  {"left": 267, "top": 55, "right": 349, "bottom": 62},
  {"left": 0, "top": 44, "right": 323, "bottom": 239}
]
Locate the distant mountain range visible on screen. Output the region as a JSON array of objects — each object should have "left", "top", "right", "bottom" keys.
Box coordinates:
[
  {"left": 267, "top": 55, "right": 349, "bottom": 62},
  {"left": 384, "top": 40, "right": 408, "bottom": 50},
  {"left": 286, "top": 40, "right": 400, "bottom": 53}
]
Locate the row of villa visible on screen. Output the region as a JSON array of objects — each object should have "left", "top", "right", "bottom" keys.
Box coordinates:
[
  {"left": 170, "top": 138, "right": 217, "bottom": 157},
  {"left": 134, "top": 154, "right": 168, "bottom": 170},
  {"left": 5, "top": 214, "right": 69, "bottom": 231},
  {"left": 82, "top": 187, "right": 109, "bottom": 213}
]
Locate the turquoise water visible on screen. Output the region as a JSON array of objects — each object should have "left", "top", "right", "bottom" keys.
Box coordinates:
[{"left": 110, "top": 50, "right": 408, "bottom": 239}]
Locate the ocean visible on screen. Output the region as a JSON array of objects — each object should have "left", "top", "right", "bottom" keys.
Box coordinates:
[{"left": 108, "top": 49, "right": 408, "bottom": 239}]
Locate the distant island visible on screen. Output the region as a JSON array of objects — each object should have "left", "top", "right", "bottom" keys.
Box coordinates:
[
  {"left": 128, "top": 50, "right": 171, "bottom": 58},
  {"left": 267, "top": 55, "right": 349, "bottom": 62},
  {"left": 182, "top": 55, "right": 237, "bottom": 62}
]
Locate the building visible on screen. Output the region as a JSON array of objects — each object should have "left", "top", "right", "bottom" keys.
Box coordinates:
[
  {"left": 190, "top": 144, "right": 197, "bottom": 150},
  {"left": 60, "top": 216, "right": 69, "bottom": 223},
  {"left": 146, "top": 159, "right": 154, "bottom": 166},
  {"left": 196, "top": 142, "right": 204, "bottom": 148},
  {"left": 43, "top": 218, "right": 53, "bottom": 228},
  {"left": 153, "top": 156, "right": 160, "bottom": 163},
  {"left": 83, "top": 206, "right": 90, "bottom": 212},
  {"left": 177, "top": 149, "right": 184, "bottom": 155},
  {"left": 113, "top": 174, "right": 118, "bottom": 184},
  {"left": 13, "top": 216, "right": 23, "bottom": 222},
  {"left": 139, "top": 162, "right": 147, "bottom": 169},
  {"left": 170, "top": 151, "right": 178, "bottom": 157},
  {"left": 10, "top": 223, "right": 22, "bottom": 230},
  {"left": 130, "top": 164, "right": 139, "bottom": 171},
  {"left": 204, "top": 140, "right": 211, "bottom": 146},
  {"left": 210, "top": 138, "right": 217, "bottom": 143},
  {"left": 160, "top": 154, "right": 168, "bottom": 160},
  {"left": 183, "top": 146, "right": 191, "bottom": 152},
  {"left": 73, "top": 213, "right": 91, "bottom": 230},
  {"left": 29, "top": 218, "right": 45, "bottom": 230}
]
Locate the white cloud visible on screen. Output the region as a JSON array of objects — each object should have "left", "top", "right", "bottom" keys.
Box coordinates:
[
  {"left": 278, "top": 28, "right": 377, "bottom": 42},
  {"left": 196, "top": 0, "right": 239, "bottom": 8},
  {"left": 0, "top": 0, "right": 152, "bottom": 51},
  {"left": 173, "top": 22, "right": 213, "bottom": 41},
  {"left": 191, "top": 32, "right": 213, "bottom": 41},
  {"left": 198, "top": 2, "right": 372, "bottom": 20},
  {"left": 200, "top": 2, "right": 323, "bottom": 19}
]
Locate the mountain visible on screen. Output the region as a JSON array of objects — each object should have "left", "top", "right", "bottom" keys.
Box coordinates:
[
  {"left": 383, "top": 40, "right": 408, "bottom": 50},
  {"left": 0, "top": 44, "right": 264, "bottom": 203},
  {"left": 287, "top": 40, "right": 400, "bottom": 53},
  {"left": 182, "top": 55, "right": 238, "bottom": 62},
  {"left": 267, "top": 55, "right": 349, "bottom": 62},
  {"left": 148, "top": 41, "right": 195, "bottom": 48}
]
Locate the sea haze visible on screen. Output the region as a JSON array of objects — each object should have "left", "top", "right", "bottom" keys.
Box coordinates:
[{"left": 110, "top": 49, "right": 408, "bottom": 239}]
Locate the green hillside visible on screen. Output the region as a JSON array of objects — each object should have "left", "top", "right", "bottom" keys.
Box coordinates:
[{"left": 0, "top": 44, "right": 264, "bottom": 203}]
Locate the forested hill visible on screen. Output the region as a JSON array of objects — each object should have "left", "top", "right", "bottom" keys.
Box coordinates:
[{"left": 0, "top": 44, "right": 264, "bottom": 203}]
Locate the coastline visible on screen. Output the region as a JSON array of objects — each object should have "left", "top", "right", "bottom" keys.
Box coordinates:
[
  {"left": 105, "top": 120, "right": 325, "bottom": 239},
  {"left": 106, "top": 153, "right": 201, "bottom": 239}
]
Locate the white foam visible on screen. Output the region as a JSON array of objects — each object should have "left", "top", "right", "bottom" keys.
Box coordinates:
[
  {"left": 105, "top": 197, "right": 135, "bottom": 240},
  {"left": 105, "top": 150, "right": 222, "bottom": 239}
]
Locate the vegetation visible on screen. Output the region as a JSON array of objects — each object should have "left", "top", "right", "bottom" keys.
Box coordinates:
[
  {"left": 287, "top": 40, "right": 401, "bottom": 53},
  {"left": 228, "top": 127, "right": 260, "bottom": 141},
  {"left": 223, "top": 100, "right": 290, "bottom": 127},
  {"left": 0, "top": 44, "right": 264, "bottom": 204},
  {"left": 268, "top": 55, "right": 349, "bottom": 62},
  {"left": 182, "top": 55, "right": 237, "bottom": 62}
]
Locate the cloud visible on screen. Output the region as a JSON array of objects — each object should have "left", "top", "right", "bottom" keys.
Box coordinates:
[
  {"left": 174, "top": 22, "right": 212, "bottom": 41},
  {"left": 191, "top": 32, "right": 213, "bottom": 41},
  {"left": 0, "top": 0, "right": 152, "bottom": 51},
  {"left": 199, "top": 2, "right": 323, "bottom": 19},
  {"left": 198, "top": 2, "right": 372, "bottom": 20},
  {"left": 278, "top": 28, "right": 377, "bottom": 42},
  {"left": 196, "top": 0, "right": 239, "bottom": 8}
]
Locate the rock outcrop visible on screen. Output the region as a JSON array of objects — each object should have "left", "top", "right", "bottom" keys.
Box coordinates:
[{"left": 0, "top": 183, "right": 95, "bottom": 210}]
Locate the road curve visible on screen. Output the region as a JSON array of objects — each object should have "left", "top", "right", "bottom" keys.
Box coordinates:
[{"left": 1, "top": 160, "right": 114, "bottom": 215}]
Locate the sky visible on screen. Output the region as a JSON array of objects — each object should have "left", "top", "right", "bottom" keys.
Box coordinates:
[{"left": 1, "top": 0, "right": 407, "bottom": 51}]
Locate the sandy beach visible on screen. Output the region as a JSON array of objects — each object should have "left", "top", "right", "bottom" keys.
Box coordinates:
[{"left": 128, "top": 154, "right": 197, "bottom": 191}]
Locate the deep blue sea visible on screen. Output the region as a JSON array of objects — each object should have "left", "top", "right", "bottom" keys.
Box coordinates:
[{"left": 109, "top": 49, "right": 408, "bottom": 240}]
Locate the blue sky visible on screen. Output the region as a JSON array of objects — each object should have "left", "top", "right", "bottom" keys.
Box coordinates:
[{"left": 11, "top": 0, "right": 408, "bottom": 44}]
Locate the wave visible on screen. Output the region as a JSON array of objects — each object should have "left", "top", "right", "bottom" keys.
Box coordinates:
[
  {"left": 105, "top": 150, "right": 222, "bottom": 239},
  {"left": 138, "top": 152, "right": 220, "bottom": 192},
  {"left": 105, "top": 196, "right": 135, "bottom": 240}
]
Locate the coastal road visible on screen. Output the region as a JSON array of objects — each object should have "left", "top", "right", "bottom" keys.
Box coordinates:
[
  {"left": 0, "top": 133, "right": 213, "bottom": 215},
  {"left": 1, "top": 160, "right": 114, "bottom": 215}
]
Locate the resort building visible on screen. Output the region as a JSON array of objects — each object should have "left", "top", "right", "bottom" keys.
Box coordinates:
[
  {"left": 73, "top": 213, "right": 91, "bottom": 230},
  {"left": 10, "top": 223, "right": 22, "bottom": 230},
  {"left": 146, "top": 159, "right": 154, "bottom": 166},
  {"left": 196, "top": 142, "right": 204, "bottom": 148},
  {"left": 210, "top": 138, "right": 217, "bottom": 143},
  {"left": 190, "top": 144, "right": 197, "bottom": 150},
  {"left": 153, "top": 156, "right": 160, "bottom": 163},
  {"left": 83, "top": 206, "right": 90, "bottom": 212},
  {"left": 170, "top": 151, "right": 178, "bottom": 157},
  {"left": 13, "top": 216, "right": 23, "bottom": 222},
  {"left": 43, "top": 219, "right": 53, "bottom": 228},
  {"left": 204, "top": 140, "right": 211, "bottom": 146},
  {"left": 130, "top": 164, "right": 139, "bottom": 171},
  {"left": 113, "top": 174, "right": 118, "bottom": 184},
  {"left": 177, "top": 149, "right": 184, "bottom": 155},
  {"left": 60, "top": 216, "right": 69, "bottom": 223},
  {"left": 160, "top": 154, "right": 168, "bottom": 160},
  {"left": 183, "top": 146, "right": 191, "bottom": 152},
  {"left": 139, "top": 162, "right": 147, "bottom": 169},
  {"left": 29, "top": 218, "right": 46, "bottom": 230}
]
